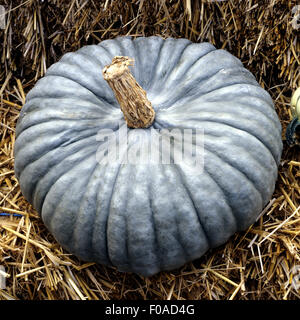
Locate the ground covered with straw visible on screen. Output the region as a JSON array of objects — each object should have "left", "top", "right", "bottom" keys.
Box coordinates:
[{"left": 0, "top": 0, "right": 299, "bottom": 300}]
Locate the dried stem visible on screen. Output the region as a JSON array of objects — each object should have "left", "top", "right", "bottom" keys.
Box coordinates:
[{"left": 102, "top": 56, "right": 155, "bottom": 128}]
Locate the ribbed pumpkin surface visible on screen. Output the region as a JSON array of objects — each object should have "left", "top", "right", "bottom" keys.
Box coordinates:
[{"left": 14, "top": 37, "right": 282, "bottom": 276}]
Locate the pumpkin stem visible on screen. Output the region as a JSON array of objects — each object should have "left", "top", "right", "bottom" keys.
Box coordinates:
[
  {"left": 102, "top": 56, "right": 155, "bottom": 128},
  {"left": 286, "top": 88, "right": 300, "bottom": 146}
]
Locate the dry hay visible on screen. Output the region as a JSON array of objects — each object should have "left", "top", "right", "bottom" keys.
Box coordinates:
[{"left": 0, "top": 0, "right": 300, "bottom": 300}]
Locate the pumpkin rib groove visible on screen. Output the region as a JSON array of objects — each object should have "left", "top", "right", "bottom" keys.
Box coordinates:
[
  {"left": 162, "top": 41, "right": 216, "bottom": 84},
  {"left": 197, "top": 166, "right": 239, "bottom": 236},
  {"left": 16, "top": 132, "right": 98, "bottom": 181},
  {"left": 163, "top": 99, "right": 281, "bottom": 131},
  {"left": 23, "top": 95, "right": 102, "bottom": 116},
  {"left": 15, "top": 120, "right": 94, "bottom": 152},
  {"left": 170, "top": 81, "right": 261, "bottom": 109},
  {"left": 203, "top": 151, "right": 263, "bottom": 229},
  {"left": 58, "top": 127, "right": 113, "bottom": 149},
  {"left": 108, "top": 159, "right": 133, "bottom": 272},
  {"left": 105, "top": 141, "right": 135, "bottom": 268},
  {"left": 76, "top": 44, "right": 113, "bottom": 66},
  {"left": 72, "top": 160, "right": 100, "bottom": 261},
  {"left": 41, "top": 151, "right": 98, "bottom": 228},
  {"left": 172, "top": 83, "right": 271, "bottom": 110},
  {"left": 151, "top": 67, "right": 225, "bottom": 109},
  {"left": 91, "top": 164, "right": 125, "bottom": 267},
  {"left": 45, "top": 72, "right": 116, "bottom": 109},
  {"left": 168, "top": 96, "right": 280, "bottom": 127},
  {"left": 120, "top": 139, "right": 166, "bottom": 273},
  {"left": 117, "top": 37, "right": 141, "bottom": 84},
  {"left": 34, "top": 146, "right": 98, "bottom": 214},
  {"left": 155, "top": 118, "right": 279, "bottom": 167},
  {"left": 203, "top": 130, "right": 277, "bottom": 179},
  {"left": 162, "top": 54, "right": 248, "bottom": 94},
  {"left": 44, "top": 73, "right": 117, "bottom": 108},
  {"left": 161, "top": 121, "right": 276, "bottom": 183},
  {"left": 166, "top": 135, "right": 215, "bottom": 251},
  {"left": 74, "top": 50, "right": 110, "bottom": 72},
  {"left": 20, "top": 95, "right": 115, "bottom": 117},
  {"left": 147, "top": 175, "right": 161, "bottom": 274},
  {"left": 153, "top": 119, "right": 279, "bottom": 192},
  {"left": 154, "top": 165, "right": 190, "bottom": 270},
  {"left": 17, "top": 139, "right": 98, "bottom": 201},
  {"left": 98, "top": 39, "right": 135, "bottom": 81},
  {"left": 133, "top": 36, "right": 165, "bottom": 90},
  {"left": 203, "top": 142, "right": 264, "bottom": 205},
  {"left": 181, "top": 66, "right": 253, "bottom": 92},
  {"left": 75, "top": 45, "right": 124, "bottom": 99},
  {"left": 171, "top": 111, "right": 282, "bottom": 156},
  {"left": 155, "top": 70, "right": 257, "bottom": 110},
  {"left": 161, "top": 165, "right": 190, "bottom": 264},
  {"left": 17, "top": 117, "right": 115, "bottom": 135},
  {"left": 42, "top": 178, "right": 69, "bottom": 233},
  {"left": 151, "top": 122, "right": 258, "bottom": 231},
  {"left": 21, "top": 97, "right": 118, "bottom": 121},
  {"left": 102, "top": 136, "right": 133, "bottom": 267},
  {"left": 149, "top": 38, "right": 192, "bottom": 93},
  {"left": 68, "top": 162, "right": 100, "bottom": 257},
  {"left": 170, "top": 135, "right": 238, "bottom": 248},
  {"left": 158, "top": 41, "right": 216, "bottom": 90},
  {"left": 228, "top": 98, "right": 281, "bottom": 129},
  {"left": 201, "top": 83, "right": 273, "bottom": 105},
  {"left": 142, "top": 37, "right": 165, "bottom": 92},
  {"left": 106, "top": 163, "right": 128, "bottom": 269},
  {"left": 49, "top": 53, "right": 109, "bottom": 94},
  {"left": 98, "top": 38, "right": 124, "bottom": 55},
  {"left": 184, "top": 42, "right": 216, "bottom": 60},
  {"left": 15, "top": 116, "right": 104, "bottom": 138},
  {"left": 132, "top": 37, "right": 150, "bottom": 88},
  {"left": 37, "top": 151, "right": 98, "bottom": 215},
  {"left": 15, "top": 124, "right": 99, "bottom": 168},
  {"left": 15, "top": 98, "right": 121, "bottom": 140},
  {"left": 16, "top": 118, "right": 100, "bottom": 147},
  {"left": 21, "top": 117, "right": 119, "bottom": 134},
  {"left": 46, "top": 158, "right": 98, "bottom": 254},
  {"left": 152, "top": 121, "right": 164, "bottom": 130},
  {"left": 170, "top": 164, "right": 212, "bottom": 249},
  {"left": 125, "top": 181, "right": 132, "bottom": 273},
  {"left": 52, "top": 49, "right": 121, "bottom": 106},
  {"left": 215, "top": 96, "right": 279, "bottom": 121},
  {"left": 15, "top": 126, "right": 101, "bottom": 177},
  {"left": 209, "top": 143, "right": 274, "bottom": 205},
  {"left": 91, "top": 167, "right": 114, "bottom": 267},
  {"left": 26, "top": 77, "right": 102, "bottom": 107},
  {"left": 41, "top": 165, "right": 80, "bottom": 237},
  {"left": 201, "top": 119, "right": 279, "bottom": 166},
  {"left": 164, "top": 107, "right": 281, "bottom": 142}
]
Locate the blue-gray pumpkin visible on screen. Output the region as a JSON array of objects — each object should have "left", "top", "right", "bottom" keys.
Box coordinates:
[{"left": 14, "top": 36, "right": 282, "bottom": 276}]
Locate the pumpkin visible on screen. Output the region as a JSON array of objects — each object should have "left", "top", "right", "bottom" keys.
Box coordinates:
[{"left": 14, "top": 36, "right": 282, "bottom": 277}]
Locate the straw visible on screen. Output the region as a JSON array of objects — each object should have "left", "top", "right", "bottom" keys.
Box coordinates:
[{"left": 0, "top": 0, "right": 299, "bottom": 300}]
